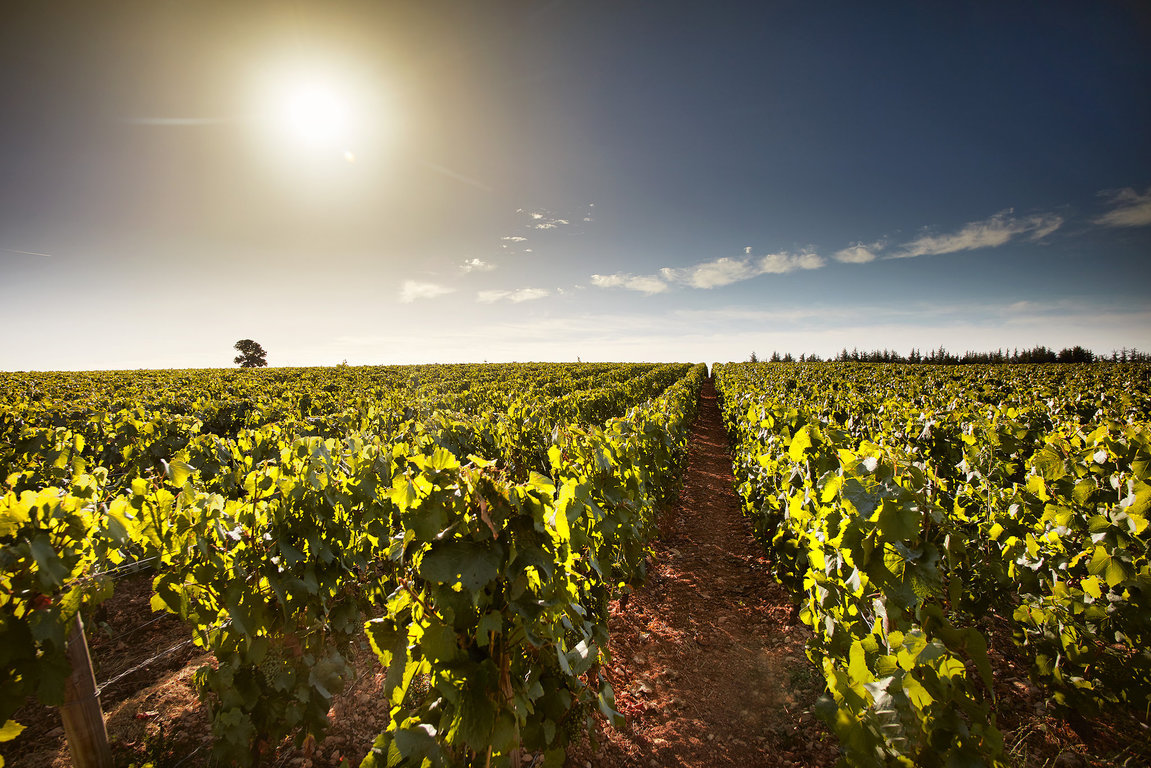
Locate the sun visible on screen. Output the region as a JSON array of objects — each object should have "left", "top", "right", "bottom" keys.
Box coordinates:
[
  {"left": 252, "top": 58, "right": 392, "bottom": 169},
  {"left": 274, "top": 77, "right": 352, "bottom": 148}
]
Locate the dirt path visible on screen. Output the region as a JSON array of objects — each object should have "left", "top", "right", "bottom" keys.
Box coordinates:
[{"left": 567, "top": 378, "right": 837, "bottom": 768}]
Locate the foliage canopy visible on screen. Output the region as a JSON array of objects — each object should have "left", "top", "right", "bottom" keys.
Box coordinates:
[{"left": 233, "top": 339, "right": 268, "bottom": 368}]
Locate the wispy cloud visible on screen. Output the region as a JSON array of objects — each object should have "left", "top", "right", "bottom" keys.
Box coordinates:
[
  {"left": 759, "top": 250, "right": 824, "bottom": 274},
  {"left": 658, "top": 257, "right": 757, "bottom": 289},
  {"left": 529, "top": 213, "right": 570, "bottom": 230},
  {"left": 502, "top": 205, "right": 593, "bottom": 252},
  {"left": 593, "top": 250, "right": 824, "bottom": 294},
  {"left": 1, "top": 246, "right": 56, "bottom": 259},
  {"left": 498, "top": 234, "right": 531, "bottom": 256},
  {"left": 592, "top": 203, "right": 1070, "bottom": 298},
  {"left": 460, "top": 258, "right": 495, "bottom": 273},
  {"left": 660, "top": 251, "right": 824, "bottom": 289},
  {"left": 1095, "top": 187, "right": 1151, "bottom": 228},
  {"left": 833, "top": 243, "right": 881, "bottom": 264},
  {"left": 418, "top": 160, "right": 494, "bottom": 192},
  {"left": 891, "top": 210, "right": 1063, "bottom": 259},
  {"left": 400, "top": 280, "right": 455, "bottom": 303},
  {"left": 477, "top": 287, "right": 551, "bottom": 303},
  {"left": 590, "top": 273, "right": 670, "bottom": 294},
  {"left": 515, "top": 207, "right": 576, "bottom": 231},
  {"left": 124, "top": 116, "right": 236, "bottom": 126}
]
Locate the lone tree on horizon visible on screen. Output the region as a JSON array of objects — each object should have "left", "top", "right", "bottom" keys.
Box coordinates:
[{"left": 233, "top": 339, "right": 268, "bottom": 368}]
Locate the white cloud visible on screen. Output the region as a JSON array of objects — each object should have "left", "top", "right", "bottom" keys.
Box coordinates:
[
  {"left": 589, "top": 274, "right": 626, "bottom": 289},
  {"left": 658, "top": 251, "right": 824, "bottom": 289},
  {"left": 477, "top": 287, "right": 551, "bottom": 303},
  {"left": 623, "top": 275, "right": 669, "bottom": 294},
  {"left": 517, "top": 208, "right": 576, "bottom": 231},
  {"left": 400, "top": 280, "right": 455, "bottom": 303},
  {"left": 532, "top": 218, "right": 570, "bottom": 230},
  {"left": 501, "top": 236, "right": 528, "bottom": 243},
  {"left": 1028, "top": 216, "right": 1063, "bottom": 241},
  {"left": 460, "top": 258, "right": 495, "bottom": 273},
  {"left": 760, "top": 250, "right": 825, "bottom": 274},
  {"left": 1095, "top": 187, "right": 1151, "bottom": 228},
  {"left": 892, "top": 210, "right": 1063, "bottom": 259},
  {"left": 509, "top": 288, "right": 550, "bottom": 302},
  {"left": 661, "top": 257, "right": 757, "bottom": 289},
  {"left": 594, "top": 250, "right": 822, "bottom": 294},
  {"left": 833, "top": 244, "right": 880, "bottom": 264},
  {"left": 591, "top": 273, "right": 670, "bottom": 294}
]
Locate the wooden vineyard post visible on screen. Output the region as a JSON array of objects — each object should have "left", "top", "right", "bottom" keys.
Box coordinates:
[{"left": 60, "top": 613, "right": 113, "bottom": 768}]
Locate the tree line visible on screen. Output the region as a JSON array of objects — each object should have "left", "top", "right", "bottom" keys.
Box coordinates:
[{"left": 747, "top": 345, "right": 1151, "bottom": 364}]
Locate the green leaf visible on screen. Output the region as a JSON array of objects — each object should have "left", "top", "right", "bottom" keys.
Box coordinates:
[
  {"left": 1072, "top": 479, "right": 1095, "bottom": 506},
  {"left": 788, "top": 425, "right": 816, "bottom": 462},
  {"left": 877, "top": 498, "right": 919, "bottom": 541},
  {"left": 476, "top": 611, "right": 501, "bottom": 646},
  {"left": 420, "top": 618, "right": 462, "bottom": 663},
  {"left": 166, "top": 459, "right": 195, "bottom": 486},
  {"left": 1126, "top": 478, "right": 1151, "bottom": 516},
  {"left": 29, "top": 533, "right": 70, "bottom": 589},
  {"left": 903, "top": 673, "right": 934, "bottom": 710},
  {"left": 457, "top": 660, "right": 499, "bottom": 751},
  {"left": 1132, "top": 451, "right": 1151, "bottom": 482},
  {"left": 597, "top": 678, "right": 625, "bottom": 729},
  {"left": 1087, "top": 546, "right": 1128, "bottom": 588},
  {"left": 1032, "top": 447, "right": 1067, "bottom": 481},
  {"left": 394, "top": 724, "right": 442, "bottom": 766},
  {"left": 388, "top": 476, "right": 419, "bottom": 511},
  {"left": 848, "top": 640, "right": 868, "bottom": 685},
  {"left": 364, "top": 618, "right": 402, "bottom": 667},
  {"left": 427, "top": 447, "right": 460, "bottom": 473},
  {"left": 224, "top": 595, "right": 252, "bottom": 636},
  {"left": 419, "top": 540, "right": 501, "bottom": 595},
  {"left": 0, "top": 720, "right": 26, "bottom": 742},
  {"left": 308, "top": 650, "right": 348, "bottom": 700},
  {"left": 565, "top": 638, "right": 595, "bottom": 676},
  {"left": 0, "top": 495, "right": 32, "bottom": 538}
]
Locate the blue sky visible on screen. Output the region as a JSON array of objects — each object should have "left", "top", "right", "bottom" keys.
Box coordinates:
[{"left": 1, "top": 0, "right": 1149, "bottom": 369}]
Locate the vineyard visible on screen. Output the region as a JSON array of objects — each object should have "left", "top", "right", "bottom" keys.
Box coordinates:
[
  {"left": 3, "top": 361, "right": 1150, "bottom": 767},
  {"left": 1, "top": 362, "right": 705, "bottom": 767},
  {"left": 714, "top": 362, "right": 1151, "bottom": 767}
]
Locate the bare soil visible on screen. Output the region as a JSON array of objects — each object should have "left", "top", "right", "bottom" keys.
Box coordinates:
[
  {"left": 5, "top": 377, "right": 1149, "bottom": 767},
  {"left": 564, "top": 377, "right": 837, "bottom": 768}
]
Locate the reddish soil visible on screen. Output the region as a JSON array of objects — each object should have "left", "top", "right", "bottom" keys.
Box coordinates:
[
  {"left": 5, "top": 571, "right": 213, "bottom": 768},
  {"left": 5, "top": 377, "right": 1149, "bottom": 767},
  {"left": 565, "top": 377, "right": 838, "bottom": 768}
]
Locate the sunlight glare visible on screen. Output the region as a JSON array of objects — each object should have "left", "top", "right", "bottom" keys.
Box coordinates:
[
  {"left": 275, "top": 78, "right": 352, "bottom": 148},
  {"left": 251, "top": 56, "right": 397, "bottom": 186}
]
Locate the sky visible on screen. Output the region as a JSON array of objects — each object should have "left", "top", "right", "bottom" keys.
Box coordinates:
[{"left": 1, "top": 0, "right": 1150, "bottom": 369}]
